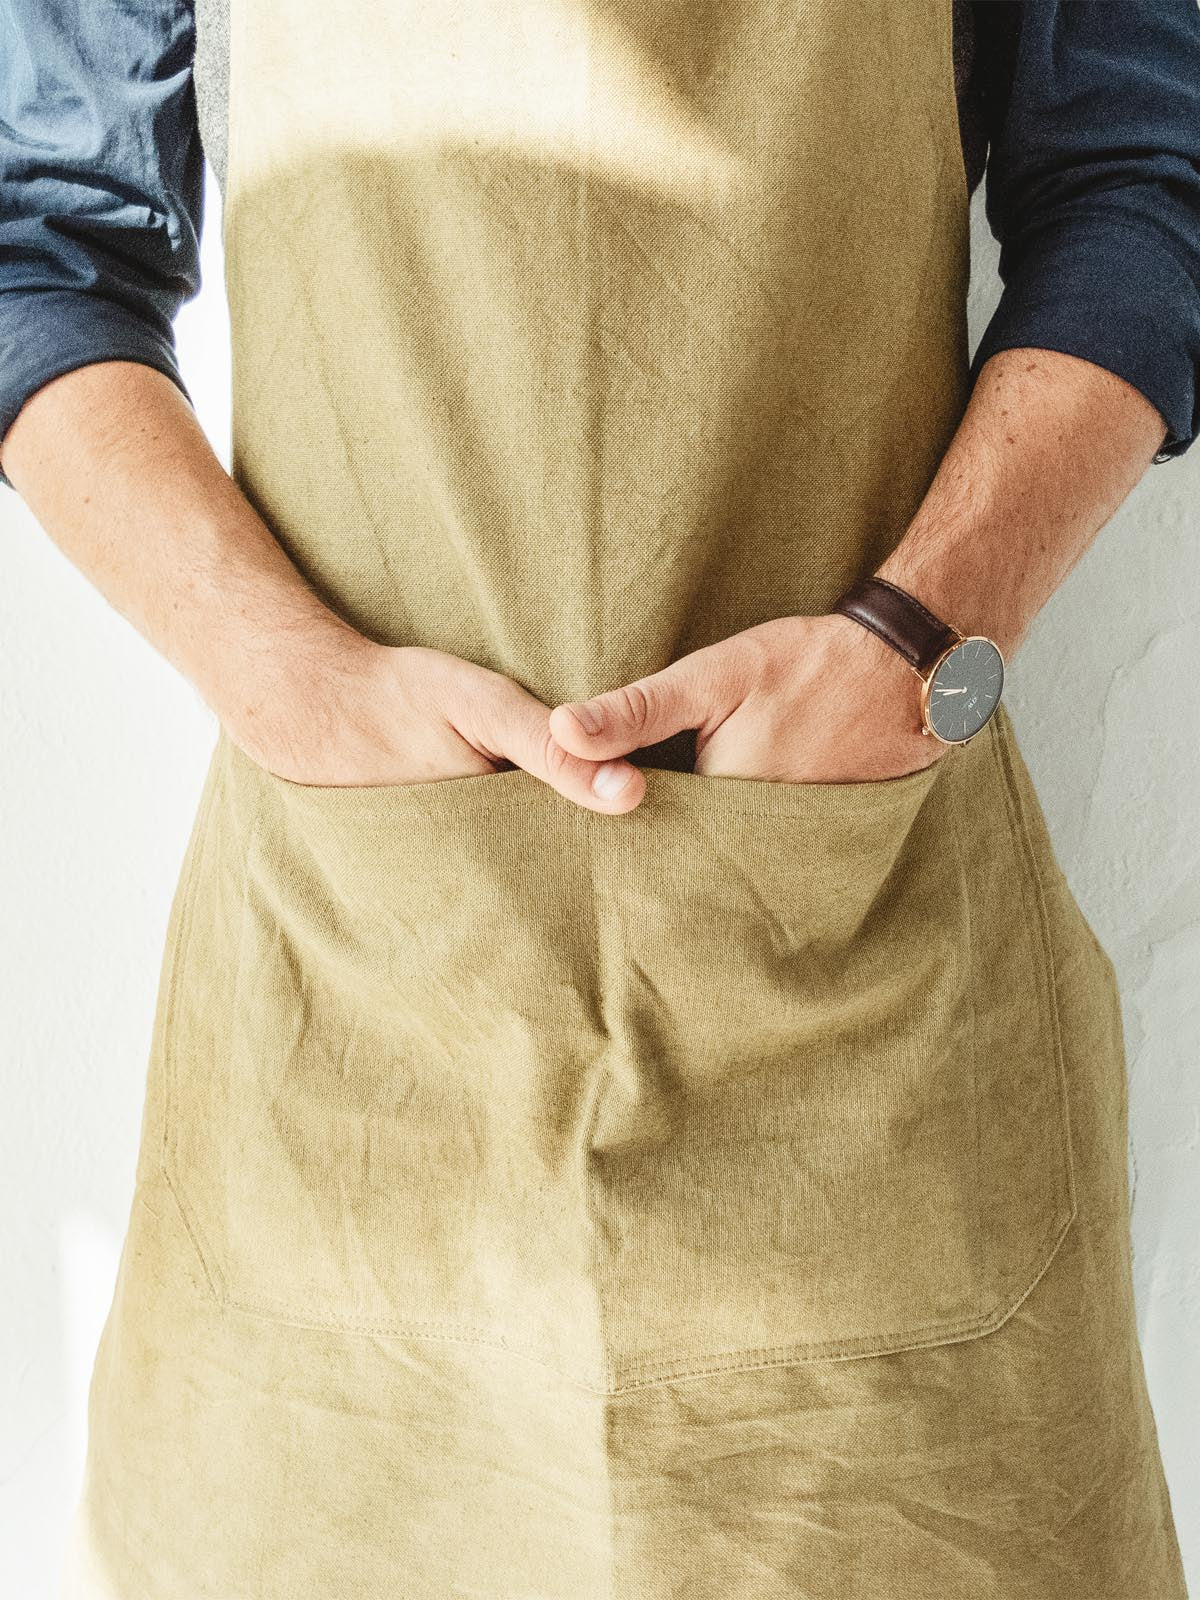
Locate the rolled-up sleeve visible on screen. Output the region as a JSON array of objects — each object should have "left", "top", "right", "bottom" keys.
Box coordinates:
[
  {"left": 971, "top": 0, "right": 1200, "bottom": 462},
  {"left": 0, "top": 0, "right": 204, "bottom": 490}
]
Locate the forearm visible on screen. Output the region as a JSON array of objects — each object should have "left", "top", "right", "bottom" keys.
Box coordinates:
[
  {"left": 876, "top": 347, "right": 1170, "bottom": 660},
  {"left": 0, "top": 360, "right": 369, "bottom": 762}
]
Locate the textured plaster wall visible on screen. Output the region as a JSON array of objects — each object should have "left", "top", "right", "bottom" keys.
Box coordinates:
[{"left": 1, "top": 173, "right": 1197, "bottom": 1594}]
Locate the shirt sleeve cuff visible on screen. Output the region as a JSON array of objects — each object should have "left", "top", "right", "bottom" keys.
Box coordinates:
[
  {"left": 970, "top": 211, "right": 1200, "bottom": 463},
  {"left": 0, "top": 288, "right": 194, "bottom": 492}
]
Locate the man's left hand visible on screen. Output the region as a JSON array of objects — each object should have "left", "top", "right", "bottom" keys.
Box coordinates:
[{"left": 548, "top": 612, "right": 947, "bottom": 804}]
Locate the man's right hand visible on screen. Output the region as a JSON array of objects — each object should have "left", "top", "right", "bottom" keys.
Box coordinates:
[
  {"left": 0, "top": 362, "right": 649, "bottom": 813},
  {"left": 229, "top": 640, "right": 647, "bottom": 814}
]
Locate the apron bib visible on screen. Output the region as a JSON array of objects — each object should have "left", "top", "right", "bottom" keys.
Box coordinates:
[{"left": 62, "top": 1, "right": 1186, "bottom": 1594}]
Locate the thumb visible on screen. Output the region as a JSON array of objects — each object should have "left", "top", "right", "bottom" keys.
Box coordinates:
[
  {"left": 549, "top": 641, "right": 746, "bottom": 761},
  {"left": 442, "top": 663, "right": 646, "bottom": 812}
]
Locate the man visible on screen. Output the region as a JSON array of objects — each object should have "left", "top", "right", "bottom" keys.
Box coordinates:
[{"left": 2, "top": 1, "right": 1198, "bottom": 1595}]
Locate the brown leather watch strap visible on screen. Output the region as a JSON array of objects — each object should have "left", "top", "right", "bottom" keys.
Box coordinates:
[{"left": 832, "top": 576, "right": 962, "bottom": 676}]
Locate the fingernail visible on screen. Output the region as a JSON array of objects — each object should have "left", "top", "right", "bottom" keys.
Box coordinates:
[
  {"left": 572, "top": 701, "right": 603, "bottom": 734},
  {"left": 592, "top": 761, "right": 631, "bottom": 799}
]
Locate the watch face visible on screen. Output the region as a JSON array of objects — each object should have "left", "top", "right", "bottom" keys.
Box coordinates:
[{"left": 924, "top": 637, "right": 1004, "bottom": 743}]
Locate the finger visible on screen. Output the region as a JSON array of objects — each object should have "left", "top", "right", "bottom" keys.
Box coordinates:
[
  {"left": 456, "top": 670, "right": 646, "bottom": 813},
  {"left": 548, "top": 640, "right": 748, "bottom": 761},
  {"left": 519, "top": 717, "right": 647, "bottom": 813}
]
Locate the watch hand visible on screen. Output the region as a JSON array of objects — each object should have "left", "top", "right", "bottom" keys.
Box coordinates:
[{"left": 933, "top": 685, "right": 968, "bottom": 695}]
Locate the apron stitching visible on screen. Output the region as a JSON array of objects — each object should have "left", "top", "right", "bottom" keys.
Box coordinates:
[
  {"left": 584, "top": 794, "right": 624, "bottom": 1596},
  {"left": 160, "top": 1164, "right": 226, "bottom": 1307},
  {"left": 989, "top": 712, "right": 1080, "bottom": 1232},
  {"left": 179, "top": 1254, "right": 1082, "bottom": 1399},
  {"left": 187, "top": 1169, "right": 1080, "bottom": 1392},
  {"left": 214, "top": 1293, "right": 618, "bottom": 1393},
  {"left": 584, "top": 803, "right": 621, "bottom": 1398},
  {"left": 603, "top": 1223, "right": 1077, "bottom": 1382},
  {"left": 159, "top": 747, "right": 230, "bottom": 1306},
  {"left": 947, "top": 774, "right": 985, "bottom": 1293},
  {"left": 197, "top": 1090, "right": 1074, "bottom": 1383}
]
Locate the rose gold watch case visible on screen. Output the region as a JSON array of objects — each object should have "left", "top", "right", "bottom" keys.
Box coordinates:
[{"left": 915, "top": 634, "right": 1005, "bottom": 745}]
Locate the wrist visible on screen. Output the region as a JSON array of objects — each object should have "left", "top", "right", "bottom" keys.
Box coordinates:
[
  {"left": 823, "top": 609, "right": 925, "bottom": 728},
  {"left": 874, "top": 549, "right": 1025, "bottom": 663},
  {"left": 805, "top": 610, "right": 943, "bottom": 776},
  {"left": 218, "top": 625, "right": 386, "bottom": 771},
  {"left": 828, "top": 573, "right": 1007, "bottom": 747}
]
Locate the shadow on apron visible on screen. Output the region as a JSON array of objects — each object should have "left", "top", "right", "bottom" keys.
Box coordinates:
[{"left": 155, "top": 701, "right": 1075, "bottom": 1395}]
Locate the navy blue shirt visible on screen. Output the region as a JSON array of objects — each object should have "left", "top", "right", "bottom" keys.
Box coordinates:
[{"left": 2, "top": 1, "right": 1199, "bottom": 495}]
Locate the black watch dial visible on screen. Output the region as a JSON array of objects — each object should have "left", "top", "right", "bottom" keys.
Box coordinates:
[{"left": 923, "top": 637, "right": 1004, "bottom": 743}]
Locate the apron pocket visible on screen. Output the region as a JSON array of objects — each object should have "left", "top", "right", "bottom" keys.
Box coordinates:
[
  {"left": 159, "top": 709, "right": 1075, "bottom": 1393},
  {"left": 587, "top": 704, "right": 1076, "bottom": 1386}
]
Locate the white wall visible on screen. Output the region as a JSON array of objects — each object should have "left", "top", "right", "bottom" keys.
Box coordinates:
[{"left": 1, "top": 170, "right": 1196, "bottom": 1594}]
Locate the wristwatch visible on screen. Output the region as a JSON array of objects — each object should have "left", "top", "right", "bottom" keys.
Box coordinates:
[{"left": 831, "top": 575, "right": 1005, "bottom": 745}]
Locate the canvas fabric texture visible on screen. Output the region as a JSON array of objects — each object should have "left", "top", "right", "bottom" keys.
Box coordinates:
[{"left": 61, "top": 0, "right": 1185, "bottom": 1595}]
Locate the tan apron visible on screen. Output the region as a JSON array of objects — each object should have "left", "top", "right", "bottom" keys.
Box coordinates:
[{"left": 62, "top": 1, "right": 1186, "bottom": 1594}]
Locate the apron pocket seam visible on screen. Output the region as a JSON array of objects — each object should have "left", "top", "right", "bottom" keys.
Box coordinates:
[
  {"left": 990, "top": 713, "right": 1079, "bottom": 1243},
  {"left": 160, "top": 744, "right": 253, "bottom": 1311}
]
